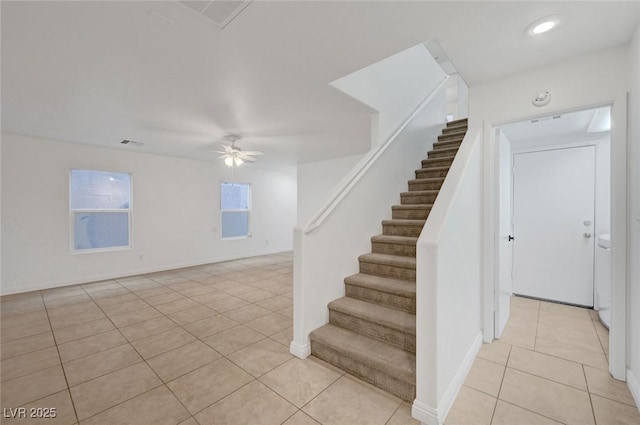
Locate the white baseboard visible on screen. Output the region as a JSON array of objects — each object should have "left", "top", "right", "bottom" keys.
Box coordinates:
[
  {"left": 412, "top": 331, "right": 483, "bottom": 425},
  {"left": 627, "top": 368, "right": 640, "bottom": 411},
  {"left": 290, "top": 341, "right": 310, "bottom": 359}
]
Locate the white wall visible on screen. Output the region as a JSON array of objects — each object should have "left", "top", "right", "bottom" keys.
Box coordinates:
[
  {"left": 413, "top": 128, "right": 483, "bottom": 425},
  {"left": 1, "top": 133, "right": 297, "bottom": 295},
  {"left": 469, "top": 45, "right": 630, "bottom": 379},
  {"left": 296, "top": 154, "right": 363, "bottom": 225},
  {"left": 627, "top": 23, "right": 640, "bottom": 407},
  {"left": 331, "top": 43, "right": 445, "bottom": 147}
]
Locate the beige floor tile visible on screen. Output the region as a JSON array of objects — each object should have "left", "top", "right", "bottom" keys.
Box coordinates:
[
  {"left": 279, "top": 306, "right": 294, "bottom": 318},
  {"left": 464, "top": 358, "right": 505, "bottom": 397},
  {"left": 282, "top": 411, "right": 321, "bottom": 425},
  {"left": 94, "top": 293, "right": 139, "bottom": 307},
  {"left": 270, "top": 326, "right": 293, "bottom": 347},
  {"left": 228, "top": 338, "right": 293, "bottom": 377},
  {"left": 57, "top": 329, "right": 127, "bottom": 362},
  {"left": 199, "top": 293, "right": 250, "bottom": 312},
  {"left": 167, "top": 357, "right": 253, "bottom": 414},
  {"left": 444, "top": 386, "right": 496, "bottom": 425},
  {"left": 42, "top": 286, "right": 87, "bottom": 301},
  {"left": 183, "top": 314, "right": 238, "bottom": 339},
  {"left": 510, "top": 296, "right": 540, "bottom": 310},
  {"left": 1, "top": 296, "right": 45, "bottom": 315},
  {"left": 70, "top": 362, "right": 161, "bottom": 421},
  {"left": 1, "top": 331, "right": 55, "bottom": 360},
  {"left": 591, "top": 394, "right": 640, "bottom": 425},
  {"left": 147, "top": 340, "right": 221, "bottom": 382},
  {"left": 499, "top": 368, "right": 594, "bottom": 425},
  {"left": 63, "top": 343, "right": 142, "bottom": 386},
  {"left": 81, "top": 280, "right": 122, "bottom": 293},
  {"left": 539, "top": 310, "right": 594, "bottom": 328},
  {"left": 597, "top": 332, "right": 609, "bottom": 354},
  {"left": 386, "top": 402, "right": 421, "bottom": 425},
  {"left": 177, "top": 418, "right": 199, "bottom": 425},
  {"left": 235, "top": 289, "right": 276, "bottom": 303},
  {"left": 508, "top": 346, "right": 587, "bottom": 390},
  {"left": 1, "top": 389, "right": 77, "bottom": 425},
  {"left": 260, "top": 357, "right": 341, "bottom": 407},
  {"left": 256, "top": 295, "right": 293, "bottom": 311},
  {"left": 539, "top": 302, "right": 591, "bottom": 320},
  {"left": 1, "top": 310, "right": 49, "bottom": 330},
  {"left": 245, "top": 312, "right": 291, "bottom": 336},
  {"left": 101, "top": 299, "right": 151, "bottom": 316},
  {"left": 584, "top": 366, "right": 637, "bottom": 406},
  {"left": 1, "top": 319, "right": 53, "bottom": 342},
  {"left": 144, "top": 292, "right": 187, "bottom": 307},
  {"left": 109, "top": 307, "right": 163, "bottom": 328},
  {"left": 153, "top": 298, "right": 203, "bottom": 315},
  {"left": 536, "top": 322, "right": 603, "bottom": 352},
  {"left": 131, "top": 328, "right": 196, "bottom": 359},
  {"left": 134, "top": 287, "right": 175, "bottom": 299},
  {"left": 89, "top": 287, "right": 131, "bottom": 300},
  {"left": 535, "top": 337, "right": 609, "bottom": 370},
  {"left": 499, "top": 320, "right": 536, "bottom": 350},
  {"left": 223, "top": 304, "right": 271, "bottom": 323},
  {"left": 49, "top": 306, "right": 106, "bottom": 330},
  {"left": 80, "top": 386, "right": 190, "bottom": 425},
  {"left": 119, "top": 317, "right": 178, "bottom": 341},
  {"left": 53, "top": 318, "right": 115, "bottom": 344},
  {"left": 477, "top": 341, "right": 511, "bottom": 366},
  {"left": 0, "top": 365, "right": 67, "bottom": 408},
  {"left": 303, "top": 376, "right": 400, "bottom": 425},
  {"left": 201, "top": 325, "right": 265, "bottom": 355},
  {"left": 1, "top": 346, "right": 61, "bottom": 382},
  {"left": 166, "top": 305, "right": 217, "bottom": 326},
  {"left": 47, "top": 301, "right": 101, "bottom": 319},
  {"left": 220, "top": 284, "right": 255, "bottom": 296},
  {"left": 492, "top": 400, "right": 562, "bottom": 425},
  {"left": 195, "top": 380, "right": 297, "bottom": 425},
  {"left": 44, "top": 293, "right": 93, "bottom": 309},
  {"left": 510, "top": 305, "right": 540, "bottom": 321}
]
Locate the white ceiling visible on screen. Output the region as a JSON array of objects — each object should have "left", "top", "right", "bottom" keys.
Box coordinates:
[
  {"left": 2, "top": 1, "right": 638, "bottom": 168},
  {"left": 500, "top": 106, "right": 611, "bottom": 147}
]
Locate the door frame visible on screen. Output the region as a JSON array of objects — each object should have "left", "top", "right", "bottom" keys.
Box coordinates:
[{"left": 482, "top": 100, "right": 627, "bottom": 381}]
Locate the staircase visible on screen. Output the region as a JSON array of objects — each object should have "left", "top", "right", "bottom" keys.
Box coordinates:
[{"left": 309, "top": 118, "right": 468, "bottom": 401}]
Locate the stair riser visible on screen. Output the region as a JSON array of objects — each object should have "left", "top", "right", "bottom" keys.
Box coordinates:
[
  {"left": 415, "top": 168, "right": 449, "bottom": 179},
  {"left": 428, "top": 149, "right": 458, "bottom": 159},
  {"left": 310, "top": 340, "right": 415, "bottom": 401},
  {"left": 371, "top": 241, "right": 416, "bottom": 257},
  {"left": 442, "top": 126, "right": 467, "bottom": 135},
  {"left": 359, "top": 260, "right": 415, "bottom": 281},
  {"left": 345, "top": 284, "right": 415, "bottom": 313},
  {"left": 433, "top": 141, "right": 462, "bottom": 150},
  {"left": 401, "top": 193, "right": 438, "bottom": 205},
  {"left": 391, "top": 207, "right": 432, "bottom": 220},
  {"left": 408, "top": 180, "right": 443, "bottom": 191},
  {"left": 438, "top": 134, "right": 466, "bottom": 143},
  {"left": 329, "top": 310, "right": 416, "bottom": 353},
  {"left": 422, "top": 157, "right": 454, "bottom": 168},
  {"left": 382, "top": 224, "right": 422, "bottom": 238}
]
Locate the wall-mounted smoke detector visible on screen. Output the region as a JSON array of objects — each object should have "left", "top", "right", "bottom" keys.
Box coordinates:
[
  {"left": 121, "top": 140, "right": 144, "bottom": 147},
  {"left": 180, "top": 0, "right": 252, "bottom": 29},
  {"left": 532, "top": 90, "right": 552, "bottom": 107}
]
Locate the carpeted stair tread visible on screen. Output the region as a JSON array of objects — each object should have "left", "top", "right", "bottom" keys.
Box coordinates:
[
  {"left": 415, "top": 165, "right": 449, "bottom": 174},
  {"left": 345, "top": 273, "right": 416, "bottom": 299},
  {"left": 371, "top": 234, "right": 418, "bottom": 245},
  {"left": 381, "top": 219, "right": 426, "bottom": 227},
  {"left": 433, "top": 140, "right": 462, "bottom": 149},
  {"left": 408, "top": 177, "right": 445, "bottom": 185},
  {"left": 358, "top": 253, "right": 416, "bottom": 269},
  {"left": 392, "top": 203, "right": 434, "bottom": 210},
  {"left": 329, "top": 297, "right": 416, "bottom": 334},
  {"left": 447, "top": 117, "right": 468, "bottom": 126},
  {"left": 401, "top": 190, "right": 438, "bottom": 198},
  {"left": 429, "top": 146, "right": 459, "bottom": 155},
  {"left": 310, "top": 324, "right": 415, "bottom": 380},
  {"left": 421, "top": 156, "right": 456, "bottom": 167}
]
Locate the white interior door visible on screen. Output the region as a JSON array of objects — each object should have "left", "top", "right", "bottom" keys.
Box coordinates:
[
  {"left": 495, "top": 130, "right": 512, "bottom": 337},
  {"left": 512, "top": 146, "right": 596, "bottom": 307}
]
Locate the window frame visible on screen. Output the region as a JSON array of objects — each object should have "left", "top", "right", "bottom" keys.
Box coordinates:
[
  {"left": 69, "top": 168, "right": 133, "bottom": 254},
  {"left": 220, "top": 181, "right": 251, "bottom": 240}
]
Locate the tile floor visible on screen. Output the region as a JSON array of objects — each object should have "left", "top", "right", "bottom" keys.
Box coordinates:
[
  {"left": 446, "top": 296, "right": 640, "bottom": 425},
  {"left": 1, "top": 253, "right": 638, "bottom": 425}
]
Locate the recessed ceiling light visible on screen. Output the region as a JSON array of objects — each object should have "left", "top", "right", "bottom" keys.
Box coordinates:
[{"left": 527, "top": 15, "right": 560, "bottom": 36}]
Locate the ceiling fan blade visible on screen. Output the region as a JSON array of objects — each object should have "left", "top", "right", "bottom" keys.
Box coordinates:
[
  {"left": 218, "top": 154, "right": 230, "bottom": 159},
  {"left": 241, "top": 151, "right": 264, "bottom": 156},
  {"left": 241, "top": 156, "right": 258, "bottom": 162}
]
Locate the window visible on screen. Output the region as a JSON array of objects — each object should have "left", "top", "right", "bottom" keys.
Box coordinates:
[
  {"left": 70, "top": 169, "right": 131, "bottom": 252},
  {"left": 220, "top": 182, "right": 250, "bottom": 239}
]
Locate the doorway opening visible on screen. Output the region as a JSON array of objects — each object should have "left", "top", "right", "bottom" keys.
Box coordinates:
[{"left": 493, "top": 105, "right": 611, "bottom": 338}]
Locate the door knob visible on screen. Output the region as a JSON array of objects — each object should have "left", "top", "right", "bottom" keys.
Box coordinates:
[
  {"left": 583, "top": 232, "right": 592, "bottom": 238},
  {"left": 508, "top": 235, "right": 514, "bottom": 241}
]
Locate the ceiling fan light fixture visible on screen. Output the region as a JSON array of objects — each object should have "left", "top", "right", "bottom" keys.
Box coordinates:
[
  {"left": 234, "top": 157, "right": 244, "bottom": 166},
  {"left": 224, "top": 156, "right": 234, "bottom": 167}
]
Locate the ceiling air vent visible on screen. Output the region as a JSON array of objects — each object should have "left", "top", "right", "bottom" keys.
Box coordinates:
[{"left": 180, "top": 0, "right": 252, "bottom": 29}]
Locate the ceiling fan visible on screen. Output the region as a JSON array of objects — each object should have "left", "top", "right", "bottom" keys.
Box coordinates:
[{"left": 215, "top": 134, "right": 264, "bottom": 167}]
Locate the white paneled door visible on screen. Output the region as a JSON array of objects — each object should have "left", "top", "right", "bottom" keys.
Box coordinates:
[{"left": 512, "top": 146, "right": 596, "bottom": 307}]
